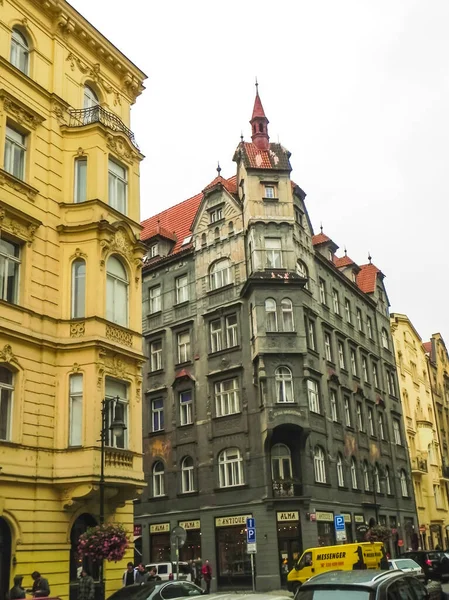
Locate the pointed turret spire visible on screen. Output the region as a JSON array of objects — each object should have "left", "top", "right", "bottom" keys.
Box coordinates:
[{"left": 250, "top": 80, "right": 270, "bottom": 150}]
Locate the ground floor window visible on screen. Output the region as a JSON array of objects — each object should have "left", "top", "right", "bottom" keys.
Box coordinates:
[
  {"left": 317, "top": 522, "right": 335, "bottom": 546},
  {"left": 216, "top": 526, "right": 252, "bottom": 587},
  {"left": 150, "top": 533, "right": 170, "bottom": 562},
  {"left": 179, "top": 531, "right": 202, "bottom": 561}
]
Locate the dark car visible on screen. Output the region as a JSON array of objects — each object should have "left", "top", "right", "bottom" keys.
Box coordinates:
[
  {"left": 107, "top": 581, "right": 203, "bottom": 600},
  {"left": 403, "top": 550, "right": 449, "bottom": 581},
  {"left": 293, "top": 569, "right": 428, "bottom": 600}
]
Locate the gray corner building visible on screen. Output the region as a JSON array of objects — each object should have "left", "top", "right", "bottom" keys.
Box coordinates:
[{"left": 135, "top": 90, "right": 417, "bottom": 591}]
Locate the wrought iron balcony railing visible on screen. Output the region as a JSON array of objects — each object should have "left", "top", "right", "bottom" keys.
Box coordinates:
[
  {"left": 411, "top": 457, "right": 428, "bottom": 472},
  {"left": 68, "top": 105, "right": 139, "bottom": 150},
  {"left": 272, "top": 479, "right": 303, "bottom": 497}
]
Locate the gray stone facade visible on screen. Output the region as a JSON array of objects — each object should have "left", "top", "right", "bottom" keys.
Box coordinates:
[{"left": 135, "top": 96, "right": 417, "bottom": 591}]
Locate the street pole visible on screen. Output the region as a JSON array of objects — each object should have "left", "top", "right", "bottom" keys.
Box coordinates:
[
  {"left": 250, "top": 553, "right": 255, "bottom": 592},
  {"left": 372, "top": 469, "right": 379, "bottom": 524},
  {"left": 99, "top": 398, "right": 106, "bottom": 526}
]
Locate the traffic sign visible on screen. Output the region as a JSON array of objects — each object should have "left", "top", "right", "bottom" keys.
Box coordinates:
[
  {"left": 334, "top": 515, "right": 345, "bottom": 532},
  {"left": 247, "top": 542, "right": 257, "bottom": 554},
  {"left": 246, "top": 518, "right": 255, "bottom": 529},
  {"left": 336, "top": 529, "right": 347, "bottom": 542},
  {"left": 246, "top": 517, "right": 256, "bottom": 544}
]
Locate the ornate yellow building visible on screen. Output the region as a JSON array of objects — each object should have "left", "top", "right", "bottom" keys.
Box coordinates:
[
  {"left": 391, "top": 315, "right": 449, "bottom": 549},
  {"left": 0, "top": 1, "right": 146, "bottom": 598}
]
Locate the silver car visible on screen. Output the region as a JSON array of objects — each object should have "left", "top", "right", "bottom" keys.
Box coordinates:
[{"left": 388, "top": 558, "right": 425, "bottom": 581}]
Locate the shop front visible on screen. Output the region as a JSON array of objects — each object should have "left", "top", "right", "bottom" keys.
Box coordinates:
[
  {"left": 150, "top": 523, "right": 171, "bottom": 562},
  {"left": 354, "top": 514, "right": 368, "bottom": 543},
  {"left": 179, "top": 520, "right": 202, "bottom": 561},
  {"left": 316, "top": 512, "right": 335, "bottom": 546},
  {"left": 215, "top": 514, "right": 252, "bottom": 589},
  {"left": 276, "top": 511, "right": 302, "bottom": 586}
]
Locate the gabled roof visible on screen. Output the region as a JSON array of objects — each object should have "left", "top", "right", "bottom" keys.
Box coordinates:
[
  {"left": 334, "top": 255, "right": 354, "bottom": 268},
  {"left": 235, "top": 142, "right": 292, "bottom": 171},
  {"left": 143, "top": 223, "right": 177, "bottom": 243},
  {"left": 204, "top": 174, "right": 237, "bottom": 195},
  {"left": 423, "top": 342, "right": 432, "bottom": 354},
  {"left": 356, "top": 263, "right": 384, "bottom": 294},
  {"left": 312, "top": 232, "right": 332, "bottom": 246}
]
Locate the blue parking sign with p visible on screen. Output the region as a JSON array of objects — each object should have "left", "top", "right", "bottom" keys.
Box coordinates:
[
  {"left": 334, "top": 515, "right": 345, "bottom": 531},
  {"left": 246, "top": 517, "right": 256, "bottom": 543}
]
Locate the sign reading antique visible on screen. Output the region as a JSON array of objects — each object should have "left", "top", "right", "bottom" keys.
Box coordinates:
[
  {"left": 150, "top": 523, "right": 170, "bottom": 534},
  {"left": 215, "top": 514, "right": 252, "bottom": 527},
  {"left": 277, "top": 511, "right": 299, "bottom": 522},
  {"left": 316, "top": 512, "right": 334, "bottom": 522},
  {"left": 179, "top": 520, "right": 201, "bottom": 530}
]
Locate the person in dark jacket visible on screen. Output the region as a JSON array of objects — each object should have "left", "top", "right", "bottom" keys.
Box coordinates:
[
  {"left": 78, "top": 569, "right": 95, "bottom": 600},
  {"left": 31, "top": 572, "right": 50, "bottom": 598},
  {"left": 9, "top": 575, "right": 26, "bottom": 599}
]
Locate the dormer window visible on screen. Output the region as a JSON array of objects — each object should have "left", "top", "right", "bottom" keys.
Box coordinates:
[
  {"left": 210, "top": 207, "right": 223, "bottom": 223},
  {"left": 327, "top": 249, "right": 333, "bottom": 261},
  {"left": 264, "top": 185, "right": 275, "bottom": 199},
  {"left": 351, "top": 271, "right": 357, "bottom": 283},
  {"left": 149, "top": 243, "right": 159, "bottom": 258}
]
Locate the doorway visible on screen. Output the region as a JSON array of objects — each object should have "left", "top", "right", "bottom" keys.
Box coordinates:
[
  {"left": 70, "top": 514, "right": 99, "bottom": 600},
  {"left": 277, "top": 521, "right": 301, "bottom": 587},
  {"left": 0, "top": 518, "right": 11, "bottom": 600}
]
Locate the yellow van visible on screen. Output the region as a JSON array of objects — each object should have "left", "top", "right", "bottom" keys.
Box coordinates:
[{"left": 287, "top": 542, "right": 387, "bottom": 591}]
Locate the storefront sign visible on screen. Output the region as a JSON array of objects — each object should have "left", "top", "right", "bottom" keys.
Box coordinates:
[
  {"left": 179, "top": 520, "right": 201, "bottom": 530},
  {"left": 277, "top": 511, "right": 299, "bottom": 522},
  {"left": 342, "top": 514, "right": 352, "bottom": 523},
  {"left": 316, "top": 512, "right": 334, "bottom": 522},
  {"left": 215, "top": 514, "right": 252, "bottom": 527},
  {"left": 354, "top": 515, "right": 365, "bottom": 524},
  {"left": 150, "top": 523, "right": 170, "bottom": 534},
  {"left": 134, "top": 524, "right": 142, "bottom": 537}
]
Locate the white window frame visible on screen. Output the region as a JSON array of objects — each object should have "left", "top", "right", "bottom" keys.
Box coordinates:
[
  {"left": 108, "top": 159, "right": 128, "bottom": 214},
  {"left": 362, "top": 356, "right": 369, "bottom": 383},
  {"left": 337, "top": 454, "right": 344, "bottom": 487},
  {"left": 307, "top": 379, "right": 320, "bottom": 414},
  {"left": 74, "top": 157, "right": 87, "bottom": 203},
  {"left": 106, "top": 256, "right": 128, "bottom": 327},
  {"left": 210, "top": 206, "right": 223, "bottom": 223},
  {"left": 388, "top": 372, "right": 396, "bottom": 396},
  {"left": 350, "top": 349, "right": 357, "bottom": 376},
  {"left": 150, "top": 340, "right": 162, "bottom": 372},
  {"left": 275, "top": 366, "right": 294, "bottom": 403},
  {"left": 393, "top": 420, "right": 402, "bottom": 445},
  {"left": 0, "top": 237, "right": 20, "bottom": 303},
  {"left": 281, "top": 298, "right": 294, "bottom": 332},
  {"left": 152, "top": 461, "right": 165, "bottom": 497},
  {"left": 379, "top": 413, "right": 385, "bottom": 440},
  {"left": 210, "top": 319, "right": 222, "bottom": 353},
  {"left": 345, "top": 299, "right": 351, "bottom": 323},
  {"left": 69, "top": 373, "right": 83, "bottom": 447},
  {"left": 338, "top": 341, "right": 345, "bottom": 369},
  {"left": 344, "top": 396, "right": 351, "bottom": 427},
  {"left": 265, "top": 238, "right": 282, "bottom": 269},
  {"left": 368, "top": 407, "right": 374, "bottom": 436},
  {"left": 296, "top": 261, "right": 308, "bottom": 287},
  {"left": 401, "top": 471, "right": 408, "bottom": 497},
  {"left": 363, "top": 462, "right": 370, "bottom": 491},
  {"left": 10, "top": 28, "right": 29, "bottom": 74},
  {"left": 381, "top": 328, "right": 389, "bottom": 350},
  {"left": 374, "top": 465, "right": 380, "bottom": 493},
  {"left": 356, "top": 402, "right": 363, "bottom": 431},
  {"left": 385, "top": 467, "right": 391, "bottom": 495},
  {"left": 225, "top": 314, "right": 238, "bottom": 347},
  {"left": 5, "top": 125, "right": 26, "bottom": 180},
  {"left": 104, "top": 378, "right": 128, "bottom": 449},
  {"left": 332, "top": 289, "right": 340, "bottom": 314},
  {"left": 218, "top": 448, "right": 244, "bottom": 487},
  {"left": 373, "top": 363, "right": 379, "bottom": 388},
  {"left": 71, "top": 258, "right": 86, "bottom": 319},
  {"left": 271, "top": 443, "right": 292, "bottom": 480},
  {"left": 330, "top": 390, "right": 338, "bottom": 421},
  {"left": 314, "top": 447, "right": 326, "bottom": 483},
  {"left": 307, "top": 319, "right": 316, "bottom": 350},
  {"left": 149, "top": 243, "right": 159, "bottom": 258},
  {"left": 351, "top": 458, "right": 358, "bottom": 489},
  {"left": 181, "top": 456, "right": 195, "bottom": 493},
  {"left": 177, "top": 331, "right": 190, "bottom": 364},
  {"left": 324, "top": 332, "right": 332, "bottom": 362},
  {"left": 0, "top": 366, "right": 14, "bottom": 441},
  {"left": 367, "top": 317, "right": 373, "bottom": 339},
  {"left": 175, "top": 275, "right": 188, "bottom": 304},
  {"left": 209, "top": 258, "right": 231, "bottom": 290},
  {"left": 319, "top": 279, "right": 326, "bottom": 304},
  {"left": 265, "top": 298, "right": 278, "bottom": 332},
  {"left": 151, "top": 398, "right": 164, "bottom": 432},
  {"left": 264, "top": 185, "right": 275, "bottom": 199},
  {"left": 215, "top": 378, "right": 240, "bottom": 417},
  {"left": 356, "top": 309, "right": 363, "bottom": 331},
  {"left": 149, "top": 285, "right": 161, "bottom": 314},
  {"left": 179, "top": 390, "right": 193, "bottom": 426}
]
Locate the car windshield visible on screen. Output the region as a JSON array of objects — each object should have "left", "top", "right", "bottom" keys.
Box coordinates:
[
  {"left": 298, "top": 590, "right": 373, "bottom": 600},
  {"left": 393, "top": 559, "right": 419, "bottom": 569}
]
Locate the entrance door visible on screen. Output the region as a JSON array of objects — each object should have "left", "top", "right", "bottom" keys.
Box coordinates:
[
  {"left": 0, "top": 518, "right": 11, "bottom": 600},
  {"left": 278, "top": 538, "right": 301, "bottom": 586}
]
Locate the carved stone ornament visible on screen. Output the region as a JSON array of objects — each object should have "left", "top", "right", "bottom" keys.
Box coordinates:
[
  {"left": 0, "top": 344, "right": 19, "bottom": 365},
  {"left": 0, "top": 170, "right": 39, "bottom": 202},
  {"left": 0, "top": 205, "right": 39, "bottom": 246},
  {"left": 122, "top": 72, "right": 143, "bottom": 102},
  {"left": 70, "top": 322, "right": 85, "bottom": 338},
  {"left": 105, "top": 354, "right": 127, "bottom": 380},
  {"left": 66, "top": 53, "right": 113, "bottom": 95},
  {"left": 71, "top": 363, "right": 81, "bottom": 373},
  {"left": 52, "top": 100, "right": 68, "bottom": 125},
  {"left": 106, "top": 134, "right": 135, "bottom": 165},
  {"left": 57, "top": 14, "right": 76, "bottom": 36},
  {"left": 1, "top": 94, "right": 45, "bottom": 130},
  {"left": 70, "top": 247, "right": 88, "bottom": 261},
  {"left": 100, "top": 228, "right": 135, "bottom": 265},
  {"left": 105, "top": 324, "right": 132, "bottom": 347}
]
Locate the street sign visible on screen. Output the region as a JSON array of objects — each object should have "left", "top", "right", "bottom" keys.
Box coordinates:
[
  {"left": 246, "top": 518, "right": 255, "bottom": 529},
  {"left": 334, "top": 515, "right": 345, "bottom": 532},
  {"left": 336, "top": 529, "right": 347, "bottom": 542},
  {"left": 246, "top": 517, "right": 256, "bottom": 544},
  {"left": 247, "top": 542, "right": 257, "bottom": 553}
]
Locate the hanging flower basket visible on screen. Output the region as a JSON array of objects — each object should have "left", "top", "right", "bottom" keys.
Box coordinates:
[
  {"left": 77, "top": 523, "right": 129, "bottom": 563},
  {"left": 365, "top": 524, "right": 392, "bottom": 545}
]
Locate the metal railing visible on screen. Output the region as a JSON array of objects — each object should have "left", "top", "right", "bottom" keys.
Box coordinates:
[{"left": 68, "top": 105, "right": 139, "bottom": 150}]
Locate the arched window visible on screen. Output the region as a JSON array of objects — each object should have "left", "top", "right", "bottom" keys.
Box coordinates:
[
  {"left": 214, "top": 227, "right": 220, "bottom": 241},
  {"left": 275, "top": 366, "right": 294, "bottom": 403},
  {"left": 181, "top": 456, "right": 194, "bottom": 493},
  {"left": 265, "top": 298, "right": 278, "bottom": 332},
  {"left": 271, "top": 444, "right": 292, "bottom": 481},
  {"left": 83, "top": 85, "right": 99, "bottom": 109},
  {"left": 385, "top": 466, "right": 392, "bottom": 495},
  {"left": 337, "top": 453, "right": 344, "bottom": 487},
  {"left": 0, "top": 366, "right": 13, "bottom": 441},
  {"left": 281, "top": 298, "right": 294, "bottom": 331},
  {"left": 209, "top": 258, "right": 231, "bottom": 290},
  {"left": 201, "top": 233, "right": 207, "bottom": 247},
  {"left": 106, "top": 256, "right": 128, "bottom": 326},
  {"left": 71, "top": 258, "right": 86, "bottom": 318},
  {"left": 363, "top": 461, "right": 370, "bottom": 491},
  {"left": 10, "top": 28, "right": 29, "bottom": 74},
  {"left": 381, "top": 328, "right": 389, "bottom": 350},
  {"left": 314, "top": 446, "right": 326, "bottom": 483},
  {"left": 228, "top": 221, "right": 234, "bottom": 235},
  {"left": 296, "top": 260, "right": 309, "bottom": 289},
  {"left": 152, "top": 461, "right": 165, "bottom": 497},
  {"left": 400, "top": 470, "right": 408, "bottom": 497},
  {"left": 374, "top": 464, "right": 380, "bottom": 493},
  {"left": 351, "top": 458, "right": 358, "bottom": 489},
  {"left": 259, "top": 123, "right": 264, "bottom": 133},
  {"left": 218, "top": 448, "right": 243, "bottom": 487}
]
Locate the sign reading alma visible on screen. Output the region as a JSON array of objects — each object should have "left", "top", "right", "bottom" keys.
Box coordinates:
[
  {"left": 150, "top": 523, "right": 170, "bottom": 534},
  {"left": 277, "top": 511, "right": 299, "bottom": 522},
  {"left": 215, "top": 514, "right": 252, "bottom": 527},
  {"left": 316, "top": 512, "right": 334, "bottom": 522},
  {"left": 179, "top": 520, "right": 201, "bottom": 530}
]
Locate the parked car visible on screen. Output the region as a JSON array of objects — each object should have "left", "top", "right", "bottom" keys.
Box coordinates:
[
  {"left": 107, "top": 581, "right": 203, "bottom": 600},
  {"left": 145, "top": 562, "right": 193, "bottom": 581},
  {"left": 293, "top": 569, "right": 428, "bottom": 600},
  {"left": 388, "top": 558, "right": 425, "bottom": 581},
  {"left": 403, "top": 550, "right": 449, "bottom": 581}
]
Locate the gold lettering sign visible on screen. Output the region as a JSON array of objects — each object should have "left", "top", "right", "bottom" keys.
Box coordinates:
[
  {"left": 150, "top": 523, "right": 170, "bottom": 533},
  {"left": 215, "top": 514, "right": 252, "bottom": 527},
  {"left": 354, "top": 515, "right": 365, "bottom": 523},
  {"left": 316, "top": 512, "right": 334, "bottom": 522},
  {"left": 179, "top": 520, "right": 201, "bottom": 530},
  {"left": 342, "top": 513, "right": 352, "bottom": 523},
  {"left": 277, "top": 511, "right": 299, "bottom": 522}
]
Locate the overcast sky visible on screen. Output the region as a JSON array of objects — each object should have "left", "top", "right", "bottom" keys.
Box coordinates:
[{"left": 70, "top": 0, "right": 449, "bottom": 343}]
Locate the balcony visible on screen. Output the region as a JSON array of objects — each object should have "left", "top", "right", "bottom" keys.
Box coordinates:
[
  {"left": 272, "top": 479, "right": 303, "bottom": 497},
  {"left": 411, "top": 457, "right": 428, "bottom": 473},
  {"left": 68, "top": 105, "right": 139, "bottom": 150},
  {"left": 441, "top": 465, "right": 449, "bottom": 480}
]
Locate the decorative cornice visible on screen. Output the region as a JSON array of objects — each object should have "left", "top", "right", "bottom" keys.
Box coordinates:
[
  {"left": 66, "top": 52, "right": 114, "bottom": 95},
  {"left": 0, "top": 169, "right": 39, "bottom": 202},
  {"left": 0, "top": 90, "right": 45, "bottom": 130}
]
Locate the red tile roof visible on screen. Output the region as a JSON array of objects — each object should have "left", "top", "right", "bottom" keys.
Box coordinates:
[
  {"left": 334, "top": 255, "right": 355, "bottom": 268},
  {"left": 237, "top": 142, "right": 292, "bottom": 171},
  {"left": 312, "top": 233, "right": 331, "bottom": 246},
  {"left": 356, "top": 263, "right": 382, "bottom": 294},
  {"left": 252, "top": 93, "right": 267, "bottom": 120},
  {"left": 143, "top": 223, "right": 177, "bottom": 243},
  {"left": 204, "top": 174, "right": 237, "bottom": 195},
  {"left": 423, "top": 342, "right": 432, "bottom": 354}
]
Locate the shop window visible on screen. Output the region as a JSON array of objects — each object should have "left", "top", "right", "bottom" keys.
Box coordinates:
[{"left": 265, "top": 298, "right": 278, "bottom": 332}]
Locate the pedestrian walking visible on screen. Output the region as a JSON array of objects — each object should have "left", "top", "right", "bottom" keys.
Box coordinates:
[
  {"left": 147, "top": 567, "right": 161, "bottom": 582},
  {"left": 122, "top": 562, "right": 137, "bottom": 587},
  {"left": 201, "top": 560, "right": 212, "bottom": 594},
  {"left": 9, "top": 575, "right": 26, "bottom": 600},
  {"left": 135, "top": 564, "right": 149, "bottom": 584},
  {"left": 78, "top": 569, "right": 95, "bottom": 600},
  {"left": 30, "top": 572, "right": 50, "bottom": 598}
]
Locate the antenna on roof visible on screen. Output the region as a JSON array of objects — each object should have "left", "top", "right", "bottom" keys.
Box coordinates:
[
  {"left": 255, "top": 76, "right": 259, "bottom": 93},
  {"left": 240, "top": 131, "right": 244, "bottom": 142},
  {"left": 344, "top": 246, "right": 347, "bottom": 256},
  {"left": 320, "top": 222, "right": 323, "bottom": 234},
  {"left": 368, "top": 252, "right": 372, "bottom": 264},
  {"left": 217, "top": 162, "right": 222, "bottom": 176}
]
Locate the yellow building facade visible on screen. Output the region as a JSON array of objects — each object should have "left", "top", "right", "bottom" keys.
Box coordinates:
[
  {"left": 0, "top": 1, "right": 146, "bottom": 599},
  {"left": 391, "top": 315, "right": 449, "bottom": 549}
]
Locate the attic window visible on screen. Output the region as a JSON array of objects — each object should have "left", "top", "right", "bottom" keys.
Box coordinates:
[
  {"left": 182, "top": 235, "right": 192, "bottom": 246},
  {"left": 351, "top": 271, "right": 357, "bottom": 283},
  {"left": 264, "top": 185, "right": 276, "bottom": 199},
  {"left": 210, "top": 207, "right": 223, "bottom": 224},
  {"left": 149, "top": 243, "right": 159, "bottom": 258}
]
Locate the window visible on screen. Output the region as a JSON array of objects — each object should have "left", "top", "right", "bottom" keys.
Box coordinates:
[
  {"left": 149, "top": 285, "right": 161, "bottom": 313},
  {"left": 330, "top": 390, "right": 338, "bottom": 421},
  {"left": 381, "top": 328, "right": 389, "bottom": 350},
  {"left": 210, "top": 315, "right": 238, "bottom": 352},
  {"left": 393, "top": 419, "right": 402, "bottom": 445},
  {"left": 356, "top": 308, "right": 363, "bottom": 331},
  {"left": 337, "top": 454, "right": 344, "bottom": 487},
  {"left": 106, "top": 256, "right": 128, "bottom": 326},
  {"left": 307, "top": 380, "right": 320, "bottom": 413},
  {"left": 367, "top": 316, "right": 373, "bottom": 339},
  {"left": 181, "top": 456, "right": 195, "bottom": 493},
  {"left": 265, "top": 298, "right": 278, "bottom": 332},
  {"left": 215, "top": 378, "right": 240, "bottom": 417},
  {"left": 265, "top": 238, "right": 282, "bottom": 269},
  {"left": 295, "top": 208, "right": 303, "bottom": 226},
  {"left": 388, "top": 372, "right": 396, "bottom": 396},
  {"left": 209, "top": 258, "right": 231, "bottom": 290},
  {"left": 84, "top": 85, "right": 99, "bottom": 109},
  {"left": 71, "top": 259, "right": 86, "bottom": 318},
  {"left": 104, "top": 378, "right": 128, "bottom": 449},
  {"left": 324, "top": 332, "right": 333, "bottom": 362},
  {"left": 368, "top": 407, "right": 374, "bottom": 435},
  {"left": 319, "top": 279, "right": 326, "bottom": 304},
  {"left": 400, "top": 470, "right": 408, "bottom": 497},
  {"left": 264, "top": 185, "right": 275, "bottom": 199},
  {"left": 363, "top": 461, "right": 370, "bottom": 491},
  {"left": 345, "top": 299, "right": 351, "bottom": 323},
  {"left": 362, "top": 356, "right": 369, "bottom": 382},
  {"left": 149, "top": 244, "right": 159, "bottom": 258},
  {"left": 281, "top": 298, "right": 294, "bottom": 331},
  {"left": 296, "top": 261, "right": 308, "bottom": 287},
  {"left": 177, "top": 331, "right": 190, "bottom": 363},
  {"left": 108, "top": 159, "right": 127, "bottom": 214},
  {"left": 176, "top": 275, "right": 188, "bottom": 304},
  {"left": 218, "top": 448, "right": 244, "bottom": 487},
  {"left": 314, "top": 447, "right": 326, "bottom": 483},
  {"left": 374, "top": 465, "right": 380, "bottom": 493},
  {"left": 434, "top": 484, "right": 440, "bottom": 508},
  {"left": 385, "top": 466, "right": 391, "bottom": 494},
  {"left": 0, "top": 237, "right": 20, "bottom": 303},
  {"left": 351, "top": 458, "right": 358, "bottom": 489},
  {"left": 151, "top": 398, "right": 164, "bottom": 432},
  {"left": 332, "top": 289, "right": 340, "bottom": 314},
  {"left": 373, "top": 363, "right": 379, "bottom": 388},
  {"left": 0, "top": 366, "right": 13, "bottom": 441},
  {"left": 225, "top": 314, "right": 238, "bottom": 347},
  {"left": 179, "top": 390, "right": 193, "bottom": 426},
  {"left": 338, "top": 341, "right": 346, "bottom": 369},
  {"left": 344, "top": 396, "right": 351, "bottom": 427},
  {"left": 74, "top": 158, "right": 87, "bottom": 203},
  {"left": 149, "top": 340, "right": 162, "bottom": 372},
  {"left": 306, "top": 318, "right": 316, "bottom": 350},
  {"left": 350, "top": 349, "right": 358, "bottom": 376},
  {"left": 10, "top": 28, "right": 29, "bottom": 74},
  {"left": 69, "top": 373, "right": 83, "bottom": 446},
  {"left": 4, "top": 125, "right": 26, "bottom": 180},
  {"left": 152, "top": 461, "right": 165, "bottom": 497},
  {"left": 276, "top": 367, "right": 294, "bottom": 403},
  {"left": 210, "top": 319, "right": 222, "bottom": 353},
  {"left": 271, "top": 444, "right": 292, "bottom": 480},
  {"left": 210, "top": 206, "right": 223, "bottom": 223},
  {"left": 356, "top": 402, "right": 363, "bottom": 431},
  {"left": 378, "top": 413, "right": 385, "bottom": 440}
]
